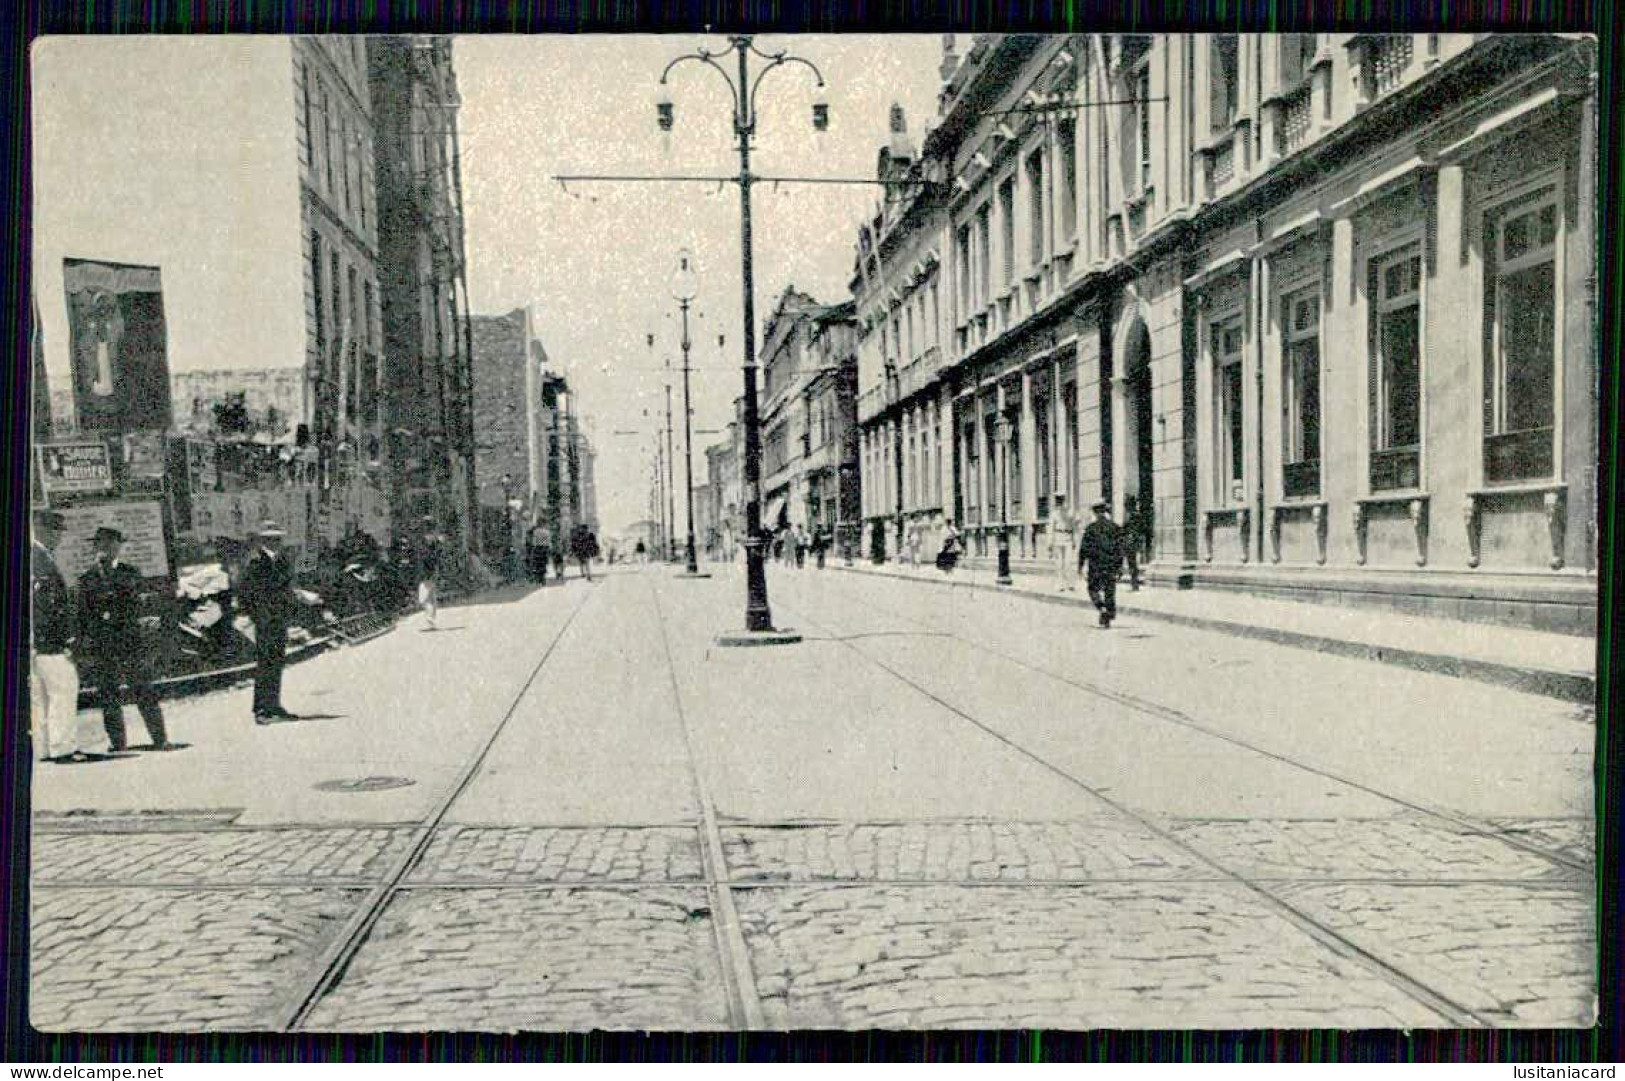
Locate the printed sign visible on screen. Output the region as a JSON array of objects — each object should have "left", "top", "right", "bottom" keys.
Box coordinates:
[
  {"left": 38, "top": 441, "right": 113, "bottom": 494},
  {"left": 186, "top": 439, "right": 218, "bottom": 492},
  {"left": 64, "top": 257, "right": 172, "bottom": 434},
  {"left": 55, "top": 500, "right": 170, "bottom": 581},
  {"left": 122, "top": 431, "right": 168, "bottom": 478}
]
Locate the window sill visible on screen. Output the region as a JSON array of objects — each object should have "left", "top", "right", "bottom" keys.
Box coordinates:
[
  {"left": 1468, "top": 480, "right": 1566, "bottom": 499},
  {"left": 1126, "top": 188, "right": 1154, "bottom": 214},
  {"left": 1197, "top": 127, "right": 1238, "bottom": 155},
  {"left": 1356, "top": 490, "right": 1429, "bottom": 506}
]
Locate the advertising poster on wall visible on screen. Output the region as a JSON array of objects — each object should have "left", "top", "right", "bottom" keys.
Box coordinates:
[
  {"left": 38, "top": 441, "right": 113, "bottom": 496},
  {"left": 64, "top": 257, "right": 172, "bottom": 434},
  {"left": 54, "top": 500, "right": 170, "bottom": 582}
]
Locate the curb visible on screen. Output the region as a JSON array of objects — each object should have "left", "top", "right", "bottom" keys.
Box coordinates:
[
  {"left": 77, "top": 621, "right": 399, "bottom": 709},
  {"left": 832, "top": 565, "right": 1595, "bottom": 705}
]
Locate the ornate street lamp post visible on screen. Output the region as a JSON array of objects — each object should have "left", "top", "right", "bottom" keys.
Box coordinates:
[
  {"left": 659, "top": 36, "right": 826, "bottom": 644},
  {"left": 996, "top": 414, "right": 1014, "bottom": 586}
]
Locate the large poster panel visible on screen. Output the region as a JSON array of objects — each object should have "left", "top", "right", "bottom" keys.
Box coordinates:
[
  {"left": 64, "top": 257, "right": 172, "bottom": 434},
  {"left": 54, "top": 500, "right": 171, "bottom": 581}
]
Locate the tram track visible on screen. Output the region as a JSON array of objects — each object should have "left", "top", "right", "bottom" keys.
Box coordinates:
[
  {"left": 793, "top": 570, "right": 1591, "bottom": 877},
  {"left": 766, "top": 580, "right": 1588, "bottom": 1028},
  {"left": 267, "top": 586, "right": 594, "bottom": 1032}
]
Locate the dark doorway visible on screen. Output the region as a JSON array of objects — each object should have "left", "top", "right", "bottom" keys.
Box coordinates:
[{"left": 1125, "top": 326, "right": 1154, "bottom": 555}]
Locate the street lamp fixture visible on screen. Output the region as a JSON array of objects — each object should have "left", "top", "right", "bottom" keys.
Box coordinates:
[
  {"left": 659, "top": 36, "right": 825, "bottom": 646},
  {"left": 995, "top": 415, "right": 1014, "bottom": 586}
]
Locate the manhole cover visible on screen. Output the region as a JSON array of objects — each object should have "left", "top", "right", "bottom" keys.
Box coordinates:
[{"left": 313, "top": 776, "right": 416, "bottom": 793}]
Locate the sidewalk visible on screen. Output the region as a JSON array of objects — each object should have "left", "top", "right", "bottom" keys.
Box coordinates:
[{"left": 832, "top": 559, "right": 1597, "bottom": 705}]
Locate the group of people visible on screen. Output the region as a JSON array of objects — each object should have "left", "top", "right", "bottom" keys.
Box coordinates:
[
  {"left": 769, "top": 524, "right": 831, "bottom": 570},
  {"left": 522, "top": 524, "right": 600, "bottom": 585},
  {"left": 29, "top": 512, "right": 309, "bottom": 765},
  {"left": 922, "top": 494, "right": 1151, "bottom": 629}
]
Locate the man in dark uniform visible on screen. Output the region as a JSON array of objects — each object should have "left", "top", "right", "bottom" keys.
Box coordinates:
[
  {"left": 1078, "top": 500, "right": 1125, "bottom": 629},
  {"left": 238, "top": 520, "right": 300, "bottom": 724},
  {"left": 77, "top": 525, "right": 171, "bottom": 750}
]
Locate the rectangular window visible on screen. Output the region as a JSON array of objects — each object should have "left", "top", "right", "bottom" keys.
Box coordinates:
[
  {"left": 956, "top": 224, "right": 973, "bottom": 319},
  {"left": 1063, "top": 380, "right": 1079, "bottom": 505},
  {"left": 310, "top": 232, "right": 325, "bottom": 352},
  {"left": 975, "top": 205, "right": 992, "bottom": 307},
  {"left": 321, "top": 90, "right": 334, "bottom": 194},
  {"left": 1026, "top": 148, "right": 1046, "bottom": 266},
  {"left": 1281, "top": 285, "right": 1322, "bottom": 498},
  {"left": 1211, "top": 35, "right": 1239, "bottom": 134},
  {"left": 340, "top": 117, "right": 352, "bottom": 216},
  {"left": 1134, "top": 61, "right": 1152, "bottom": 195},
  {"left": 346, "top": 265, "right": 361, "bottom": 422},
  {"left": 1214, "top": 320, "right": 1244, "bottom": 504},
  {"left": 301, "top": 65, "right": 314, "bottom": 170},
  {"left": 1279, "top": 34, "right": 1315, "bottom": 90},
  {"left": 1369, "top": 245, "right": 1422, "bottom": 491},
  {"left": 362, "top": 278, "right": 377, "bottom": 423},
  {"left": 1057, "top": 118, "right": 1078, "bottom": 241},
  {"left": 984, "top": 411, "right": 999, "bottom": 519},
  {"left": 1034, "top": 384, "right": 1052, "bottom": 517},
  {"left": 1484, "top": 189, "right": 1560, "bottom": 483},
  {"left": 963, "top": 420, "right": 979, "bottom": 522},
  {"left": 998, "top": 178, "right": 1016, "bottom": 287}
]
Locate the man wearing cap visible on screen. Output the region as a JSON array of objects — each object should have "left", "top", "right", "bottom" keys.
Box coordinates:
[
  {"left": 32, "top": 509, "right": 100, "bottom": 762},
  {"left": 1078, "top": 499, "right": 1125, "bottom": 629},
  {"left": 238, "top": 521, "right": 300, "bottom": 723},
  {"left": 77, "top": 525, "right": 171, "bottom": 750}
]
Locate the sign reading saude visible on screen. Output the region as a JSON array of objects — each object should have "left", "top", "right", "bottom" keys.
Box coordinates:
[{"left": 38, "top": 441, "right": 113, "bottom": 494}]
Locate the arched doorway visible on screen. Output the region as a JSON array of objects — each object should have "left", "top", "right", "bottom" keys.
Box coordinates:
[{"left": 1119, "top": 321, "right": 1154, "bottom": 557}]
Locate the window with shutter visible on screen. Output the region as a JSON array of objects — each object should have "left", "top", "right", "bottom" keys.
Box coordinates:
[
  {"left": 1281, "top": 285, "right": 1322, "bottom": 498},
  {"left": 1483, "top": 187, "right": 1560, "bottom": 483},
  {"left": 1369, "top": 245, "right": 1422, "bottom": 492}
]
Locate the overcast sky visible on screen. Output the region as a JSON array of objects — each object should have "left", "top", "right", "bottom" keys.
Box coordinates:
[
  {"left": 32, "top": 34, "right": 948, "bottom": 537},
  {"left": 455, "top": 35, "right": 945, "bottom": 534}
]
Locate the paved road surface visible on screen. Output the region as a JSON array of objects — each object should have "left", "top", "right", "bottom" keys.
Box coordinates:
[{"left": 30, "top": 564, "right": 1595, "bottom": 1031}]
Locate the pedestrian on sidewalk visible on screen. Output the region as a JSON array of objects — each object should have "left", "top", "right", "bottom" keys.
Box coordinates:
[
  {"left": 1122, "top": 494, "right": 1148, "bottom": 591},
  {"left": 1051, "top": 494, "right": 1079, "bottom": 593},
  {"left": 417, "top": 525, "right": 443, "bottom": 630},
  {"left": 570, "top": 524, "right": 599, "bottom": 581},
  {"left": 1079, "top": 500, "right": 1124, "bottom": 629},
  {"left": 32, "top": 510, "right": 102, "bottom": 763},
  {"left": 77, "top": 526, "right": 171, "bottom": 751},
  {"left": 239, "top": 520, "right": 301, "bottom": 724},
  {"left": 794, "top": 526, "right": 807, "bottom": 569},
  {"left": 935, "top": 520, "right": 962, "bottom": 574},
  {"left": 812, "top": 528, "right": 827, "bottom": 569}
]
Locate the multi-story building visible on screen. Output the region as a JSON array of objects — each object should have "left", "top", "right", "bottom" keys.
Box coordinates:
[
  {"left": 467, "top": 307, "right": 547, "bottom": 567},
  {"left": 853, "top": 33, "right": 1597, "bottom": 633},
  {"left": 369, "top": 35, "right": 478, "bottom": 567},
  {"left": 705, "top": 413, "right": 742, "bottom": 561},
  {"left": 758, "top": 288, "right": 860, "bottom": 544}
]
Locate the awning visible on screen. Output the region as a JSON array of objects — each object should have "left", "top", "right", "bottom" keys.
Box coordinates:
[{"left": 762, "top": 496, "right": 787, "bottom": 529}]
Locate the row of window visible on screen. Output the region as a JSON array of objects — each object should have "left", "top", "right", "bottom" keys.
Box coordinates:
[
  {"left": 309, "top": 230, "right": 381, "bottom": 431},
  {"left": 860, "top": 406, "right": 945, "bottom": 519},
  {"left": 1209, "top": 181, "right": 1562, "bottom": 506},
  {"left": 301, "top": 51, "right": 372, "bottom": 234}
]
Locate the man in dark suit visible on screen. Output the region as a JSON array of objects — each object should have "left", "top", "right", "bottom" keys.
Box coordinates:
[
  {"left": 77, "top": 525, "right": 171, "bottom": 750},
  {"left": 1078, "top": 500, "right": 1126, "bottom": 629},
  {"left": 238, "top": 520, "right": 299, "bottom": 724}
]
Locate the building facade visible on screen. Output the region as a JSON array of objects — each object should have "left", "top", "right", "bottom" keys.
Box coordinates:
[
  {"left": 852, "top": 33, "right": 1597, "bottom": 632},
  {"left": 369, "top": 35, "right": 478, "bottom": 568},
  {"left": 467, "top": 307, "right": 547, "bottom": 568},
  {"left": 705, "top": 414, "right": 742, "bottom": 562}
]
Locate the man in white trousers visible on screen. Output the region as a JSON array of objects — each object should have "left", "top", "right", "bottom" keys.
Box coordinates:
[
  {"left": 1051, "top": 494, "right": 1080, "bottom": 593},
  {"left": 31, "top": 509, "right": 103, "bottom": 763}
]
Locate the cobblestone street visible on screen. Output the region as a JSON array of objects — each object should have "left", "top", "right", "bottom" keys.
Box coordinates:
[{"left": 29, "top": 568, "right": 1596, "bottom": 1031}]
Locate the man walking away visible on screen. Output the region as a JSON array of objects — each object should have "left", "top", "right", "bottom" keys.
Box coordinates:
[
  {"left": 32, "top": 510, "right": 101, "bottom": 762},
  {"left": 239, "top": 520, "right": 300, "bottom": 724},
  {"left": 812, "top": 528, "right": 827, "bottom": 569},
  {"left": 77, "top": 526, "right": 171, "bottom": 751},
  {"left": 418, "top": 525, "right": 443, "bottom": 630},
  {"left": 1079, "top": 500, "right": 1125, "bottom": 629},
  {"left": 570, "top": 524, "right": 598, "bottom": 582},
  {"left": 1050, "top": 495, "right": 1080, "bottom": 593}
]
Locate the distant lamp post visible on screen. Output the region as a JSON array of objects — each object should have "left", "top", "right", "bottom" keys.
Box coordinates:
[
  {"left": 995, "top": 415, "right": 1014, "bottom": 586},
  {"left": 659, "top": 35, "right": 824, "bottom": 646},
  {"left": 672, "top": 248, "right": 709, "bottom": 579}
]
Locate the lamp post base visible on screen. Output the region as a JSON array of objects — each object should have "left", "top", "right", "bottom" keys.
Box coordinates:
[
  {"left": 715, "top": 627, "right": 803, "bottom": 647},
  {"left": 996, "top": 531, "right": 1013, "bottom": 585}
]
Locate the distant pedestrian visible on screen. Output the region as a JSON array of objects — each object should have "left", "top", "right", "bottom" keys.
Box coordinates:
[
  {"left": 417, "top": 526, "right": 443, "bottom": 630},
  {"left": 1123, "top": 494, "right": 1148, "bottom": 591},
  {"left": 634, "top": 539, "right": 647, "bottom": 564},
  {"left": 812, "top": 529, "right": 827, "bottom": 569},
  {"left": 570, "top": 524, "right": 599, "bottom": 581},
  {"left": 238, "top": 520, "right": 301, "bottom": 724},
  {"left": 1050, "top": 494, "right": 1079, "bottom": 593},
  {"left": 32, "top": 510, "right": 102, "bottom": 763},
  {"left": 935, "top": 520, "right": 962, "bottom": 574},
  {"left": 1079, "top": 500, "right": 1125, "bottom": 628},
  {"left": 907, "top": 524, "right": 923, "bottom": 567},
  {"left": 794, "top": 526, "right": 807, "bottom": 569},
  {"left": 77, "top": 526, "right": 171, "bottom": 751}
]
